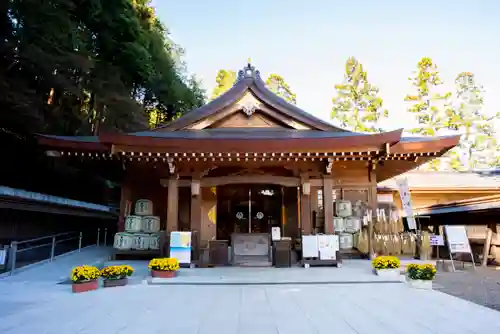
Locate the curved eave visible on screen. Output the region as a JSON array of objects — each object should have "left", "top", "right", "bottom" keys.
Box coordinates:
[
  {"left": 390, "top": 135, "right": 461, "bottom": 154},
  {"left": 36, "top": 134, "right": 108, "bottom": 152},
  {"left": 250, "top": 78, "right": 345, "bottom": 132},
  {"left": 155, "top": 74, "right": 344, "bottom": 132},
  {"left": 155, "top": 78, "right": 250, "bottom": 131},
  {"left": 100, "top": 129, "right": 403, "bottom": 153}
]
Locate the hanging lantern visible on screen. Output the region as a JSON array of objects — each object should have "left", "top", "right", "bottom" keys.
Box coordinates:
[
  {"left": 302, "top": 182, "right": 311, "bottom": 195},
  {"left": 191, "top": 180, "right": 200, "bottom": 196}
]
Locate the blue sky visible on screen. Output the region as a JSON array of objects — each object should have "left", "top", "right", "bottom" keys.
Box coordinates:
[{"left": 152, "top": 0, "right": 500, "bottom": 133}]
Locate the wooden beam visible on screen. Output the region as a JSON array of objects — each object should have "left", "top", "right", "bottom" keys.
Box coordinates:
[
  {"left": 166, "top": 177, "right": 179, "bottom": 233},
  {"left": 323, "top": 176, "right": 334, "bottom": 234},
  {"left": 368, "top": 167, "right": 377, "bottom": 259},
  {"left": 482, "top": 223, "right": 494, "bottom": 267},
  {"left": 118, "top": 184, "right": 132, "bottom": 232}
]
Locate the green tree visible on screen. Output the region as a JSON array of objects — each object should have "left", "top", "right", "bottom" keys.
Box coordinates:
[
  {"left": 211, "top": 70, "right": 237, "bottom": 100},
  {"left": 446, "top": 72, "right": 500, "bottom": 170},
  {"left": 331, "top": 57, "right": 388, "bottom": 132},
  {"left": 405, "top": 57, "right": 453, "bottom": 170},
  {"left": 1, "top": 0, "right": 204, "bottom": 137},
  {"left": 266, "top": 74, "right": 297, "bottom": 104}
]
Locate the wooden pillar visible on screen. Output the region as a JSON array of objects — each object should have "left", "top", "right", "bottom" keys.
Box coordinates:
[
  {"left": 118, "top": 184, "right": 132, "bottom": 232},
  {"left": 481, "top": 223, "right": 494, "bottom": 267},
  {"left": 300, "top": 179, "right": 312, "bottom": 235},
  {"left": 368, "top": 165, "right": 377, "bottom": 259},
  {"left": 323, "top": 176, "right": 334, "bottom": 234},
  {"left": 166, "top": 177, "right": 179, "bottom": 233}
]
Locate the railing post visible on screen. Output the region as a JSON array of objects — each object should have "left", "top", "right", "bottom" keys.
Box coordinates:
[
  {"left": 104, "top": 228, "right": 108, "bottom": 246},
  {"left": 97, "top": 228, "right": 100, "bottom": 247},
  {"left": 78, "top": 232, "right": 83, "bottom": 252},
  {"left": 50, "top": 236, "right": 56, "bottom": 261},
  {"left": 9, "top": 241, "right": 18, "bottom": 275}
]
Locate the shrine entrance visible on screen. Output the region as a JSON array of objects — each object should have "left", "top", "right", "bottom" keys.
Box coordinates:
[{"left": 216, "top": 184, "right": 283, "bottom": 241}]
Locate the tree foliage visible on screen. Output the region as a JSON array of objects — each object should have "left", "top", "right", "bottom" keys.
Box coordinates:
[
  {"left": 266, "top": 74, "right": 297, "bottom": 104},
  {"left": 1, "top": 0, "right": 205, "bottom": 137},
  {"left": 405, "top": 57, "right": 452, "bottom": 136},
  {"left": 331, "top": 57, "right": 388, "bottom": 133},
  {"left": 405, "top": 57, "right": 453, "bottom": 170},
  {"left": 446, "top": 72, "right": 499, "bottom": 170},
  {"left": 211, "top": 70, "right": 237, "bottom": 100}
]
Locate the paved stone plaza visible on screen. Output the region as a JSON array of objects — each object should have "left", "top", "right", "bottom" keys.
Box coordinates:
[
  {"left": 1, "top": 250, "right": 500, "bottom": 334},
  {"left": 1, "top": 280, "right": 500, "bottom": 333}
]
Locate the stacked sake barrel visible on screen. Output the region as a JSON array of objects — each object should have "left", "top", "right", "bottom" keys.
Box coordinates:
[
  {"left": 114, "top": 199, "right": 161, "bottom": 251},
  {"left": 333, "top": 200, "right": 361, "bottom": 250}
]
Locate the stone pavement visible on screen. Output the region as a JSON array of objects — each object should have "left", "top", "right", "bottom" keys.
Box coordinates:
[
  {"left": 0, "top": 245, "right": 112, "bottom": 284},
  {"left": 106, "top": 259, "right": 406, "bottom": 285},
  {"left": 1, "top": 281, "right": 500, "bottom": 334},
  {"left": 1, "top": 257, "right": 500, "bottom": 333}
]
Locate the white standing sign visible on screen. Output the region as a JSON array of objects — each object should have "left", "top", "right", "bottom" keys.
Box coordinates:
[
  {"left": 429, "top": 235, "right": 444, "bottom": 246},
  {"left": 0, "top": 248, "right": 6, "bottom": 266},
  {"left": 444, "top": 225, "right": 475, "bottom": 272},
  {"left": 169, "top": 231, "right": 192, "bottom": 264},
  {"left": 395, "top": 177, "right": 417, "bottom": 230},
  {"left": 271, "top": 227, "right": 281, "bottom": 241},
  {"left": 444, "top": 225, "right": 471, "bottom": 253}
]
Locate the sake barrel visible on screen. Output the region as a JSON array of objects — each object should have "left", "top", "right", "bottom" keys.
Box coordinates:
[
  {"left": 142, "top": 216, "right": 160, "bottom": 233},
  {"left": 336, "top": 200, "right": 352, "bottom": 217},
  {"left": 345, "top": 217, "right": 361, "bottom": 233},
  {"left": 135, "top": 199, "right": 153, "bottom": 216},
  {"left": 147, "top": 233, "right": 161, "bottom": 250},
  {"left": 333, "top": 217, "right": 345, "bottom": 233},
  {"left": 339, "top": 233, "right": 354, "bottom": 250},
  {"left": 132, "top": 233, "right": 149, "bottom": 250},
  {"left": 125, "top": 215, "right": 142, "bottom": 233},
  {"left": 113, "top": 232, "right": 133, "bottom": 250}
]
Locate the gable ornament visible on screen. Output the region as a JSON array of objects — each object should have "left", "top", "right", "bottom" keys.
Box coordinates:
[{"left": 241, "top": 101, "right": 258, "bottom": 117}]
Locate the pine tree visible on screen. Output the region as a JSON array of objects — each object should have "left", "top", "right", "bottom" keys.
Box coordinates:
[
  {"left": 405, "top": 57, "right": 453, "bottom": 170},
  {"left": 331, "top": 57, "right": 388, "bottom": 132},
  {"left": 447, "top": 72, "right": 500, "bottom": 170},
  {"left": 265, "top": 74, "right": 297, "bottom": 104}
]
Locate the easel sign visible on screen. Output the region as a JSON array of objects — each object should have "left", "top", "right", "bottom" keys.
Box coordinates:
[
  {"left": 444, "top": 225, "right": 476, "bottom": 272},
  {"left": 429, "top": 234, "right": 444, "bottom": 267}
]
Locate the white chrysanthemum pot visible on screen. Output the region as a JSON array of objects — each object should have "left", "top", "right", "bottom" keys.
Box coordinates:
[
  {"left": 407, "top": 279, "right": 433, "bottom": 290},
  {"left": 375, "top": 268, "right": 401, "bottom": 280}
]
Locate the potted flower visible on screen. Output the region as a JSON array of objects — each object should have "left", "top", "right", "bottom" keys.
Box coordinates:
[
  {"left": 372, "top": 255, "right": 401, "bottom": 279},
  {"left": 71, "top": 265, "right": 101, "bottom": 293},
  {"left": 101, "top": 265, "right": 134, "bottom": 288},
  {"left": 149, "top": 258, "right": 180, "bottom": 278},
  {"left": 406, "top": 264, "right": 436, "bottom": 290}
]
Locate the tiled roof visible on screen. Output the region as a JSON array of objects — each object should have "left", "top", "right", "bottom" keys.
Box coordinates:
[
  {"left": 416, "top": 194, "right": 500, "bottom": 215},
  {"left": 378, "top": 171, "right": 500, "bottom": 190}
]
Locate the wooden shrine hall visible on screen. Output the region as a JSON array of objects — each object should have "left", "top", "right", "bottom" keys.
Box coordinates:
[{"left": 36, "top": 63, "right": 460, "bottom": 265}]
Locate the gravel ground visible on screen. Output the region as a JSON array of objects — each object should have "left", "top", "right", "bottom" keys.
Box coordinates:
[{"left": 434, "top": 265, "right": 500, "bottom": 311}]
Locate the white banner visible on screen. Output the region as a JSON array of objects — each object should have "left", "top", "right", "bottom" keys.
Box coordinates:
[{"left": 395, "top": 177, "right": 417, "bottom": 229}]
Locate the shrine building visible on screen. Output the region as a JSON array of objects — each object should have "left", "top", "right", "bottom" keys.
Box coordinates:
[{"left": 36, "top": 63, "right": 460, "bottom": 264}]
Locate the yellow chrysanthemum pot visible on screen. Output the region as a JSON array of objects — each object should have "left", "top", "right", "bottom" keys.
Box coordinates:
[
  {"left": 101, "top": 265, "right": 134, "bottom": 288},
  {"left": 70, "top": 265, "right": 101, "bottom": 293},
  {"left": 149, "top": 258, "right": 180, "bottom": 278},
  {"left": 372, "top": 256, "right": 401, "bottom": 280},
  {"left": 406, "top": 263, "right": 436, "bottom": 290}
]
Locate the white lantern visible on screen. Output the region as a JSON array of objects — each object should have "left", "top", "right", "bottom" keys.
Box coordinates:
[
  {"left": 191, "top": 180, "right": 200, "bottom": 196},
  {"left": 302, "top": 182, "right": 311, "bottom": 195}
]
